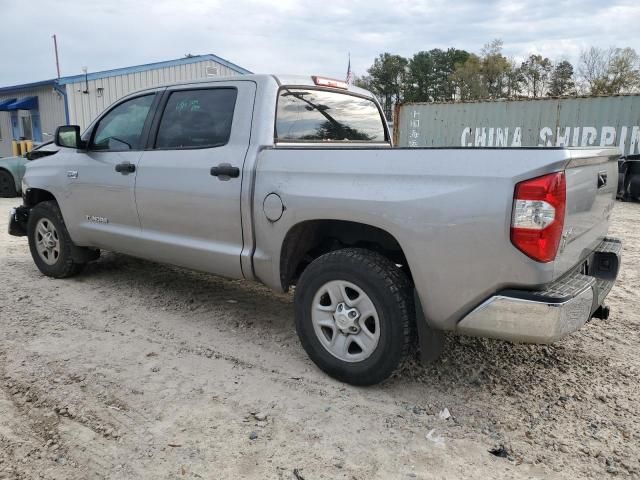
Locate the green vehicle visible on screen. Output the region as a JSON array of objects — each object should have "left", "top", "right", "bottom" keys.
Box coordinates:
[{"left": 0, "top": 142, "right": 58, "bottom": 197}]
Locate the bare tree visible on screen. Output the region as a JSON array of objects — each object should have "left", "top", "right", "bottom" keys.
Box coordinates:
[{"left": 578, "top": 47, "right": 640, "bottom": 94}]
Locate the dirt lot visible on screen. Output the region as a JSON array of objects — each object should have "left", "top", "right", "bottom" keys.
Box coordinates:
[{"left": 0, "top": 197, "right": 638, "bottom": 480}]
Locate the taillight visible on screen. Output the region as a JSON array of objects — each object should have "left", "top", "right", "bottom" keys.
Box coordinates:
[{"left": 511, "top": 172, "right": 566, "bottom": 263}]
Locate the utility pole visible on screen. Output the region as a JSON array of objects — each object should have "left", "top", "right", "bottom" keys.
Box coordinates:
[{"left": 52, "top": 34, "right": 61, "bottom": 78}]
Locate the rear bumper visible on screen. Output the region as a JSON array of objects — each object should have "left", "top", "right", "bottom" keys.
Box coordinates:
[{"left": 456, "top": 237, "right": 622, "bottom": 344}]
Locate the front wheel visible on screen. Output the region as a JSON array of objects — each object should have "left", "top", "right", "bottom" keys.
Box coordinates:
[
  {"left": 27, "top": 201, "right": 87, "bottom": 278},
  {"left": 294, "top": 248, "right": 414, "bottom": 386}
]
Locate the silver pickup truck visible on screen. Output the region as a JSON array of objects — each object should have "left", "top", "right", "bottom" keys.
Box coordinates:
[{"left": 9, "top": 74, "right": 621, "bottom": 385}]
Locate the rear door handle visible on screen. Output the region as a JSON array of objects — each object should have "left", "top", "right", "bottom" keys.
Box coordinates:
[
  {"left": 115, "top": 162, "right": 136, "bottom": 174},
  {"left": 210, "top": 163, "right": 240, "bottom": 180}
]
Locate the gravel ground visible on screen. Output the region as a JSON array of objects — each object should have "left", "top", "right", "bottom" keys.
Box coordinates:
[{"left": 0, "top": 196, "right": 638, "bottom": 480}]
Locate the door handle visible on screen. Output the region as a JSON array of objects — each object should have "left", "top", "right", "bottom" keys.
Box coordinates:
[
  {"left": 115, "top": 162, "right": 136, "bottom": 174},
  {"left": 210, "top": 163, "right": 240, "bottom": 179}
]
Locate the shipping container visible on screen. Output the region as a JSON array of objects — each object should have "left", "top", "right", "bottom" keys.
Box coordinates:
[{"left": 395, "top": 94, "right": 640, "bottom": 157}]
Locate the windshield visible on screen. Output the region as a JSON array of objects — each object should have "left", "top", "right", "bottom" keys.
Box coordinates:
[{"left": 275, "top": 88, "right": 387, "bottom": 143}]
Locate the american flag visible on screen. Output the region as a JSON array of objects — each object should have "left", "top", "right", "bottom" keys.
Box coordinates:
[{"left": 345, "top": 54, "right": 352, "bottom": 85}]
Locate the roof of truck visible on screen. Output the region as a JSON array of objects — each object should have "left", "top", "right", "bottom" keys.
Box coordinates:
[{"left": 129, "top": 74, "right": 376, "bottom": 99}]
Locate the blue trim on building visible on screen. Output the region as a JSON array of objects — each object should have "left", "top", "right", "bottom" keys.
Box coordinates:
[
  {"left": 6, "top": 96, "right": 38, "bottom": 110},
  {"left": 0, "top": 98, "right": 17, "bottom": 110}
]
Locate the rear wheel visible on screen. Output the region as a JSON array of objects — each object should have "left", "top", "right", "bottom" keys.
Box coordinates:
[
  {"left": 294, "top": 248, "right": 414, "bottom": 386},
  {"left": 27, "top": 201, "right": 87, "bottom": 278},
  {"left": 0, "top": 170, "right": 17, "bottom": 198}
]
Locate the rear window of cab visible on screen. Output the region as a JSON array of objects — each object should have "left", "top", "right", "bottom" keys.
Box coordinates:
[{"left": 275, "top": 88, "right": 387, "bottom": 143}]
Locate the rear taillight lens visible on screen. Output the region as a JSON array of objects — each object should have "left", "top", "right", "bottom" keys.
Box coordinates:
[{"left": 511, "top": 172, "right": 566, "bottom": 263}]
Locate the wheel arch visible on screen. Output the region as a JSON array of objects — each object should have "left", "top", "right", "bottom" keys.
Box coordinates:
[
  {"left": 24, "top": 188, "right": 58, "bottom": 207},
  {"left": 279, "top": 219, "right": 412, "bottom": 291}
]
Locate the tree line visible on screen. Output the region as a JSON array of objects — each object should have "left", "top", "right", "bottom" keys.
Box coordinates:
[{"left": 354, "top": 40, "right": 640, "bottom": 116}]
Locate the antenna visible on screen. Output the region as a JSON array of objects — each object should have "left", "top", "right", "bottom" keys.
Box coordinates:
[{"left": 52, "top": 34, "right": 61, "bottom": 78}]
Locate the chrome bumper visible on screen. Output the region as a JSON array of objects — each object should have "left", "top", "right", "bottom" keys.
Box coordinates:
[{"left": 457, "top": 237, "right": 622, "bottom": 344}]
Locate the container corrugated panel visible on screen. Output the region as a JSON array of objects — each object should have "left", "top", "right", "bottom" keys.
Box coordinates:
[{"left": 396, "top": 95, "right": 640, "bottom": 156}]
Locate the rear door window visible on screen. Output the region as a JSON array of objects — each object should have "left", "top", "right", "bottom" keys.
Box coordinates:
[
  {"left": 276, "top": 88, "right": 386, "bottom": 143},
  {"left": 155, "top": 88, "right": 238, "bottom": 149}
]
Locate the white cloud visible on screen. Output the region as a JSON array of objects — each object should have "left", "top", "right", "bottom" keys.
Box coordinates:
[{"left": 0, "top": 0, "right": 639, "bottom": 86}]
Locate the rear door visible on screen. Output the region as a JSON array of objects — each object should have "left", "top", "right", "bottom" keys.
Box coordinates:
[{"left": 133, "top": 81, "right": 256, "bottom": 278}]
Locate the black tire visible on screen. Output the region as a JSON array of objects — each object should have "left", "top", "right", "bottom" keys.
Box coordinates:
[
  {"left": 0, "top": 170, "right": 17, "bottom": 198},
  {"left": 27, "top": 201, "right": 86, "bottom": 278},
  {"left": 294, "top": 248, "right": 414, "bottom": 386}
]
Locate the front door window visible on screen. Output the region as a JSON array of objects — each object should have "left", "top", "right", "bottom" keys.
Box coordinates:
[{"left": 90, "top": 95, "right": 155, "bottom": 151}]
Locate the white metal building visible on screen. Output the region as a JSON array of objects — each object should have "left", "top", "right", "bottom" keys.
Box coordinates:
[{"left": 0, "top": 54, "right": 251, "bottom": 157}]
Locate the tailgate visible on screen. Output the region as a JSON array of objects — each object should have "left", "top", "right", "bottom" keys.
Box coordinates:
[{"left": 553, "top": 148, "right": 619, "bottom": 278}]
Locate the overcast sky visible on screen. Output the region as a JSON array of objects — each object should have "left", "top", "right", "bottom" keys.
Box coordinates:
[{"left": 1, "top": 0, "right": 639, "bottom": 87}]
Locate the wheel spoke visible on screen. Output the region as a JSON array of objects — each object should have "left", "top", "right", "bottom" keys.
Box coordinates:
[
  {"left": 314, "top": 315, "right": 335, "bottom": 329},
  {"left": 331, "top": 333, "right": 349, "bottom": 357},
  {"left": 353, "top": 330, "right": 376, "bottom": 354},
  {"left": 326, "top": 282, "right": 345, "bottom": 306},
  {"left": 37, "top": 223, "right": 48, "bottom": 238},
  {"left": 358, "top": 296, "right": 377, "bottom": 322}
]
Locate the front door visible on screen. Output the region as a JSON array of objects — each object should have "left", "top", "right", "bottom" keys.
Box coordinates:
[
  {"left": 134, "top": 82, "right": 255, "bottom": 279},
  {"left": 61, "top": 93, "right": 158, "bottom": 250}
]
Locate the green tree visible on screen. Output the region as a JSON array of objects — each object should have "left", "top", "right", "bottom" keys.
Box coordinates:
[
  {"left": 405, "top": 50, "right": 435, "bottom": 102},
  {"left": 405, "top": 48, "right": 470, "bottom": 102},
  {"left": 451, "top": 39, "right": 512, "bottom": 100},
  {"left": 450, "top": 54, "right": 487, "bottom": 100},
  {"left": 520, "top": 54, "right": 553, "bottom": 97},
  {"left": 548, "top": 60, "right": 576, "bottom": 96},
  {"left": 366, "top": 53, "right": 408, "bottom": 117}
]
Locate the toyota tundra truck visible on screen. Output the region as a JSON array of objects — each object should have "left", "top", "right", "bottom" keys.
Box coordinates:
[{"left": 8, "top": 75, "right": 622, "bottom": 385}]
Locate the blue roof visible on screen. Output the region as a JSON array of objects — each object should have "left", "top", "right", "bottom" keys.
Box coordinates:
[{"left": 0, "top": 54, "right": 251, "bottom": 93}]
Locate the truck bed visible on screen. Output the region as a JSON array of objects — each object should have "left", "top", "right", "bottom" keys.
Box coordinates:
[{"left": 251, "top": 146, "right": 619, "bottom": 331}]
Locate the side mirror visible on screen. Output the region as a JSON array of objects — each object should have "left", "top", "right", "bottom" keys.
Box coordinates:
[{"left": 55, "top": 125, "right": 84, "bottom": 149}]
